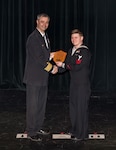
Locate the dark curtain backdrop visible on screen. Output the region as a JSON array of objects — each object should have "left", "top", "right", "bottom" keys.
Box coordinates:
[{"left": 0, "top": 0, "right": 116, "bottom": 93}]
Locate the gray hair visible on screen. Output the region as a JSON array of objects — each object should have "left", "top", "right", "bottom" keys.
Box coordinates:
[{"left": 37, "top": 13, "right": 50, "bottom": 21}]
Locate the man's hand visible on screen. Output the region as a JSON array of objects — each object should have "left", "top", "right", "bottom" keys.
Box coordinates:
[
  {"left": 55, "top": 61, "right": 63, "bottom": 67},
  {"left": 51, "top": 65, "right": 58, "bottom": 74},
  {"left": 50, "top": 52, "right": 55, "bottom": 60}
]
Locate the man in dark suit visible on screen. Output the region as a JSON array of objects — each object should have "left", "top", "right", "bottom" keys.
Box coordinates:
[
  {"left": 23, "top": 13, "right": 57, "bottom": 141},
  {"left": 56, "top": 29, "right": 91, "bottom": 141}
]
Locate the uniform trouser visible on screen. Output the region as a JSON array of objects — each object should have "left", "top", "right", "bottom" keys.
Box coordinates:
[
  {"left": 69, "top": 84, "right": 91, "bottom": 139},
  {"left": 26, "top": 84, "right": 48, "bottom": 136}
]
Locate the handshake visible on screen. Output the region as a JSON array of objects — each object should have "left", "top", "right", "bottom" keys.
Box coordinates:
[{"left": 50, "top": 50, "right": 67, "bottom": 74}]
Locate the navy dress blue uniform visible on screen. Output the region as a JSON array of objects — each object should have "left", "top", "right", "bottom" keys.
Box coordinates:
[
  {"left": 59, "top": 45, "right": 91, "bottom": 140},
  {"left": 23, "top": 29, "right": 52, "bottom": 136}
]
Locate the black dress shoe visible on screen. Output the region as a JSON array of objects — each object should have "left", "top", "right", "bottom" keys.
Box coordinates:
[
  {"left": 67, "top": 132, "right": 73, "bottom": 136},
  {"left": 71, "top": 136, "right": 88, "bottom": 141},
  {"left": 27, "top": 134, "right": 42, "bottom": 142},
  {"left": 37, "top": 129, "right": 50, "bottom": 135},
  {"left": 71, "top": 136, "right": 83, "bottom": 141}
]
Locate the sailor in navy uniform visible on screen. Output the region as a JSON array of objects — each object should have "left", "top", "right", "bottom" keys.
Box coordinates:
[{"left": 56, "top": 29, "right": 91, "bottom": 141}]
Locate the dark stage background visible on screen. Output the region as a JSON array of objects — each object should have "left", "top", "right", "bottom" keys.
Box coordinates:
[{"left": 0, "top": 0, "right": 116, "bottom": 93}]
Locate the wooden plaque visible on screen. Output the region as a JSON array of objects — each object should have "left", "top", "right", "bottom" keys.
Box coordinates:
[{"left": 53, "top": 50, "right": 67, "bottom": 62}]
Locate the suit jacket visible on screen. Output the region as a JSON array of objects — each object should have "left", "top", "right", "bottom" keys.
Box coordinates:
[{"left": 23, "top": 29, "right": 51, "bottom": 86}]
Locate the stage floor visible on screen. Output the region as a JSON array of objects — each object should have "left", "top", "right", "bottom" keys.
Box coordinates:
[{"left": 0, "top": 90, "right": 116, "bottom": 150}]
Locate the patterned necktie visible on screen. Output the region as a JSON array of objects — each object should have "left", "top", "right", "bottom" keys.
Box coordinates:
[{"left": 43, "top": 35, "right": 49, "bottom": 49}]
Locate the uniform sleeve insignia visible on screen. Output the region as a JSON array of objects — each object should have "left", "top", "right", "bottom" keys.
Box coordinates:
[{"left": 76, "top": 55, "right": 82, "bottom": 64}]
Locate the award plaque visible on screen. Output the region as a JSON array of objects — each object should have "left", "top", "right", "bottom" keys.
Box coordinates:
[{"left": 53, "top": 50, "right": 67, "bottom": 62}]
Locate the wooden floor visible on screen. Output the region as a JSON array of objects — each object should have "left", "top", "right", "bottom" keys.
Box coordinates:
[{"left": 0, "top": 90, "right": 116, "bottom": 150}]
